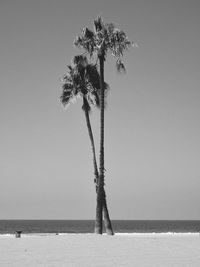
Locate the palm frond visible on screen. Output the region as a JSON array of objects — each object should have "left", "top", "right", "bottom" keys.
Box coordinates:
[
  {"left": 84, "top": 27, "right": 94, "bottom": 39},
  {"left": 104, "top": 82, "right": 110, "bottom": 94},
  {"left": 85, "top": 64, "right": 101, "bottom": 90},
  {"left": 116, "top": 59, "right": 126, "bottom": 73},
  {"left": 105, "top": 23, "right": 115, "bottom": 34},
  {"left": 72, "top": 55, "right": 88, "bottom": 66},
  {"left": 74, "top": 28, "right": 96, "bottom": 57},
  {"left": 60, "top": 83, "right": 73, "bottom": 107},
  {"left": 94, "top": 16, "right": 104, "bottom": 33},
  {"left": 67, "top": 65, "right": 72, "bottom": 71}
]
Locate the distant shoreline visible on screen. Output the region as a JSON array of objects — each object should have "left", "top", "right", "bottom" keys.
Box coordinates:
[{"left": 1, "top": 220, "right": 200, "bottom": 235}]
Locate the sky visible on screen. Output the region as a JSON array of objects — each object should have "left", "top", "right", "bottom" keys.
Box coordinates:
[{"left": 0, "top": 0, "right": 200, "bottom": 220}]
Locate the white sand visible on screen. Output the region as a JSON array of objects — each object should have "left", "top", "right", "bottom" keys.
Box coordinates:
[{"left": 1, "top": 233, "right": 200, "bottom": 266}]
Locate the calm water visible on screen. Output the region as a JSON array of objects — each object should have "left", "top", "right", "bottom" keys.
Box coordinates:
[{"left": 0, "top": 220, "right": 200, "bottom": 234}]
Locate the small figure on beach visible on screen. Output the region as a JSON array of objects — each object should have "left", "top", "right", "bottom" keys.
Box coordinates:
[{"left": 15, "top": 231, "right": 22, "bottom": 238}]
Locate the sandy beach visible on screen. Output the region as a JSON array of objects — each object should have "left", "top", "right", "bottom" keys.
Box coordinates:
[{"left": 1, "top": 233, "right": 200, "bottom": 266}]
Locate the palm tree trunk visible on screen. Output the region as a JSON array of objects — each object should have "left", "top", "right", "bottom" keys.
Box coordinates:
[
  {"left": 102, "top": 189, "right": 114, "bottom": 235},
  {"left": 94, "top": 55, "right": 104, "bottom": 234},
  {"left": 83, "top": 98, "right": 99, "bottom": 184},
  {"left": 95, "top": 54, "right": 114, "bottom": 234},
  {"left": 83, "top": 97, "right": 114, "bottom": 235}
]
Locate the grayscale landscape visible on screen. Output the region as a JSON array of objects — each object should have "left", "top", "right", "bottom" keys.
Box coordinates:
[{"left": 0, "top": 0, "right": 200, "bottom": 266}]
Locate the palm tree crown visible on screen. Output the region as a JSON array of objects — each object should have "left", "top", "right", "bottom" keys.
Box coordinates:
[
  {"left": 61, "top": 55, "right": 109, "bottom": 111},
  {"left": 74, "top": 16, "right": 133, "bottom": 71}
]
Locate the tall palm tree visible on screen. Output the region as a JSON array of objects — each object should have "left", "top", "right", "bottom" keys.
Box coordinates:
[
  {"left": 60, "top": 55, "right": 114, "bottom": 235},
  {"left": 74, "top": 16, "right": 133, "bottom": 234}
]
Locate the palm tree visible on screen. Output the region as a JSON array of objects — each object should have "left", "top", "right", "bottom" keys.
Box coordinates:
[
  {"left": 74, "top": 16, "right": 133, "bottom": 234},
  {"left": 60, "top": 55, "right": 114, "bottom": 235}
]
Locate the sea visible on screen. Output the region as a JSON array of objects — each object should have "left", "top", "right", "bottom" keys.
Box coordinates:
[{"left": 0, "top": 220, "right": 200, "bottom": 235}]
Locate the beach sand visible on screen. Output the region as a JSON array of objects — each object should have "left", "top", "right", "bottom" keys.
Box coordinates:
[{"left": 1, "top": 233, "right": 200, "bottom": 266}]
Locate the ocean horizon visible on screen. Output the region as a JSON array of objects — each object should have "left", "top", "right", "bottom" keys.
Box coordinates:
[{"left": 1, "top": 220, "right": 200, "bottom": 235}]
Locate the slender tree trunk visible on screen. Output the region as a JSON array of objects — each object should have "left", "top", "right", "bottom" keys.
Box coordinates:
[
  {"left": 95, "top": 54, "right": 114, "bottom": 234},
  {"left": 83, "top": 98, "right": 99, "bottom": 184},
  {"left": 94, "top": 55, "right": 104, "bottom": 234},
  {"left": 83, "top": 97, "right": 114, "bottom": 235},
  {"left": 102, "top": 190, "right": 114, "bottom": 235}
]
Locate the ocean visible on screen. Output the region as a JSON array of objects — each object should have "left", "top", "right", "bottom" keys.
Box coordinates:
[{"left": 0, "top": 220, "right": 200, "bottom": 235}]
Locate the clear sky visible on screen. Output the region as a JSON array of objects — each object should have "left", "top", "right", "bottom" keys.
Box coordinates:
[{"left": 0, "top": 0, "right": 200, "bottom": 220}]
